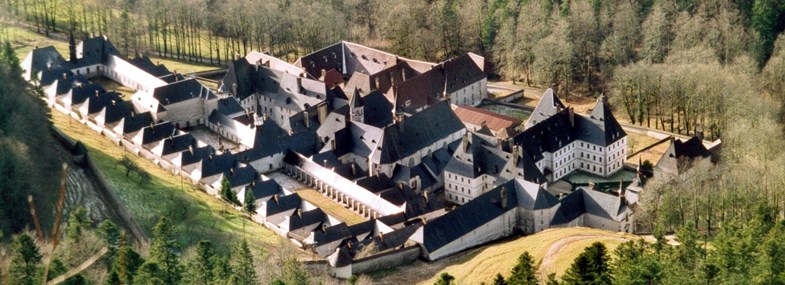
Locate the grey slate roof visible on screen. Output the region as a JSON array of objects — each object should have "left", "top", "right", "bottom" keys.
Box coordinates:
[
  {"left": 550, "top": 188, "right": 628, "bottom": 225},
  {"left": 421, "top": 180, "right": 518, "bottom": 253},
  {"left": 140, "top": 122, "right": 177, "bottom": 145},
  {"left": 121, "top": 112, "right": 154, "bottom": 135},
  {"left": 287, "top": 208, "right": 327, "bottom": 240},
  {"left": 251, "top": 179, "right": 282, "bottom": 202},
  {"left": 161, "top": 134, "right": 197, "bottom": 156},
  {"left": 376, "top": 101, "right": 464, "bottom": 164},
  {"left": 152, "top": 79, "right": 216, "bottom": 106}
]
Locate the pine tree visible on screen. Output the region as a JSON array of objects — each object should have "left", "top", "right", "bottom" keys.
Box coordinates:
[
  {"left": 185, "top": 240, "right": 216, "bottom": 285},
  {"left": 221, "top": 176, "right": 238, "bottom": 204},
  {"left": 7, "top": 234, "right": 43, "bottom": 285},
  {"left": 97, "top": 220, "right": 121, "bottom": 258},
  {"left": 112, "top": 244, "right": 144, "bottom": 284},
  {"left": 434, "top": 272, "right": 456, "bottom": 285},
  {"left": 493, "top": 273, "right": 508, "bottom": 285},
  {"left": 230, "top": 239, "right": 258, "bottom": 285},
  {"left": 507, "top": 251, "right": 538, "bottom": 285},
  {"left": 243, "top": 186, "right": 257, "bottom": 214},
  {"left": 561, "top": 242, "right": 612, "bottom": 285},
  {"left": 2, "top": 41, "right": 21, "bottom": 75},
  {"left": 149, "top": 217, "right": 182, "bottom": 284},
  {"left": 133, "top": 261, "right": 167, "bottom": 285},
  {"left": 212, "top": 255, "right": 233, "bottom": 284},
  {"left": 67, "top": 207, "right": 90, "bottom": 241}
]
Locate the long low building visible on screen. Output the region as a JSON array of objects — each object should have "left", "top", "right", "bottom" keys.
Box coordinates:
[{"left": 283, "top": 151, "right": 404, "bottom": 218}]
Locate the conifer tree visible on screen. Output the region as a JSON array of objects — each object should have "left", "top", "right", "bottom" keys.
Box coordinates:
[
  {"left": 7, "top": 234, "right": 43, "bottom": 285},
  {"left": 493, "top": 273, "right": 508, "bottom": 285},
  {"left": 67, "top": 207, "right": 90, "bottom": 241},
  {"left": 230, "top": 239, "right": 258, "bottom": 285},
  {"left": 149, "top": 217, "right": 182, "bottom": 284},
  {"left": 221, "top": 176, "right": 238, "bottom": 204},
  {"left": 185, "top": 240, "right": 216, "bottom": 285},
  {"left": 133, "top": 261, "right": 167, "bottom": 285},
  {"left": 507, "top": 251, "right": 538, "bottom": 285},
  {"left": 243, "top": 186, "right": 257, "bottom": 214},
  {"left": 561, "top": 242, "right": 611, "bottom": 285},
  {"left": 435, "top": 272, "right": 456, "bottom": 285}
]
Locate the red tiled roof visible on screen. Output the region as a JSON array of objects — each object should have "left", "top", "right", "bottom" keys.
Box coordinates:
[{"left": 453, "top": 105, "right": 522, "bottom": 131}]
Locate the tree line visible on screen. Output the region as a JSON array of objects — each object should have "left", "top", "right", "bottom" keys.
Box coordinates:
[
  {"left": 2, "top": 0, "right": 785, "bottom": 137},
  {"left": 435, "top": 203, "right": 785, "bottom": 284}
]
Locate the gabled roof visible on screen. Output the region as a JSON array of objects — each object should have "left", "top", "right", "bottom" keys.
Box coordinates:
[
  {"left": 375, "top": 101, "right": 464, "bottom": 164},
  {"left": 359, "top": 90, "right": 394, "bottom": 127},
  {"left": 525, "top": 88, "right": 565, "bottom": 128},
  {"left": 514, "top": 179, "right": 559, "bottom": 210},
  {"left": 244, "top": 51, "right": 305, "bottom": 76},
  {"left": 161, "top": 134, "right": 197, "bottom": 156},
  {"left": 86, "top": 91, "right": 122, "bottom": 115},
  {"left": 550, "top": 188, "right": 628, "bottom": 225},
  {"left": 180, "top": 145, "right": 215, "bottom": 167},
  {"left": 103, "top": 99, "right": 132, "bottom": 125},
  {"left": 139, "top": 122, "right": 177, "bottom": 145},
  {"left": 287, "top": 208, "right": 327, "bottom": 240},
  {"left": 314, "top": 223, "right": 352, "bottom": 247},
  {"left": 586, "top": 95, "right": 626, "bottom": 146},
  {"left": 198, "top": 152, "right": 238, "bottom": 178},
  {"left": 121, "top": 112, "right": 154, "bottom": 135},
  {"left": 251, "top": 179, "right": 282, "bottom": 202},
  {"left": 128, "top": 54, "right": 172, "bottom": 77},
  {"left": 24, "top": 46, "right": 71, "bottom": 83},
  {"left": 76, "top": 36, "right": 118, "bottom": 66},
  {"left": 152, "top": 79, "right": 216, "bottom": 106},
  {"left": 265, "top": 193, "right": 302, "bottom": 218},
  {"left": 224, "top": 166, "right": 257, "bottom": 187},
  {"left": 422, "top": 181, "right": 518, "bottom": 253}
]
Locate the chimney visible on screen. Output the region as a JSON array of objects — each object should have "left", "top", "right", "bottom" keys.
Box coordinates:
[
  {"left": 330, "top": 139, "right": 335, "bottom": 151},
  {"left": 320, "top": 69, "right": 327, "bottom": 79},
  {"left": 304, "top": 111, "right": 310, "bottom": 128},
  {"left": 397, "top": 114, "right": 405, "bottom": 133},
  {"left": 512, "top": 145, "right": 520, "bottom": 166},
  {"left": 273, "top": 194, "right": 279, "bottom": 205},
  {"left": 397, "top": 182, "right": 404, "bottom": 192},
  {"left": 568, "top": 107, "right": 575, "bottom": 127},
  {"left": 296, "top": 209, "right": 302, "bottom": 219},
  {"left": 130, "top": 111, "right": 135, "bottom": 118},
  {"left": 232, "top": 83, "right": 237, "bottom": 96},
  {"left": 347, "top": 241, "right": 353, "bottom": 250},
  {"left": 321, "top": 224, "right": 328, "bottom": 233},
  {"left": 63, "top": 73, "right": 67, "bottom": 79},
  {"left": 351, "top": 162, "right": 357, "bottom": 176},
  {"left": 95, "top": 90, "right": 99, "bottom": 97},
  {"left": 462, "top": 133, "right": 469, "bottom": 152},
  {"left": 401, "top": 69, "right": 406, "bottom": 82},
  {"left": 500, "top": 186, "right": 508, "bottom": 209},
  {"left": 378, "top": 232, "right": 384, "bottom": 244},
  {"left": 208, "top": 153, "right": 213, "bottom": 161},
  {"left": 169, "top": 136, "right": 175, "bottom": 146},
  {"left": 423, "top": 191, "right": 429, "bottom": 203},
  {"left": 618, "top": 178, "right": 626, "bottom": 203},
  {"left": 188, "top": 145, "right": 194, "bottom": 155}
]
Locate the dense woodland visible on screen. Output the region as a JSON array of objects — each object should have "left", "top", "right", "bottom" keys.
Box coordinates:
[{"left": 3, "top": 0, "right": 785, "bottom": 283}]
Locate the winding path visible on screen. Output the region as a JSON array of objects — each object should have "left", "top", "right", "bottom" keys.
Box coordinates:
[{"left": 538, "top": 235, "right": 631, "bottom": 276}]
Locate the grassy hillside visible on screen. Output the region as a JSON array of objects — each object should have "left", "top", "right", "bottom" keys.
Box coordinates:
[
  {"left": 50, "top": 111, "right": 292, "bottom": 254},
  {"left": 418, "top": 228, "right": 638, "bottom": 285}
]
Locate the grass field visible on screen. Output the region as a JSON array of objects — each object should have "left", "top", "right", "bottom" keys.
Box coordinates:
[
  {"left": 50, "top": 110, "right": 290, "bottom": 254},
  {"left": 295, "top": 189, "right": 365, "bottom": 225},
  {"left": 415, "top": 228, "right": 638, "bottom": 285}
]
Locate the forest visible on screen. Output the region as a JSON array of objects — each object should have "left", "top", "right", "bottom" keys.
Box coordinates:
[{"left": 2, "top": 0, "right": 785, "bottom": 283}]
